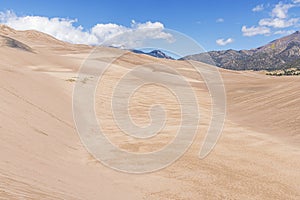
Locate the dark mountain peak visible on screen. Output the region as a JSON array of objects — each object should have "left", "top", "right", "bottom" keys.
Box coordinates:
[
  {"left": 148, "top": 50, "right": 174, "bottom": 59},
  {"left": 131, "top": 49, "right": 174, "bottom": 60},
  {"left": 150, "top": 50, "right": 161, "bottom": 53}
]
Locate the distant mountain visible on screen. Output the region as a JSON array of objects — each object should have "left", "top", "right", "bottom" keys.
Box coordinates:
[
  {"left": 182, "top": 31, "right": 300, "bottom": 70},
  {"left": 131, "top": 49, "right": 174, "bottom": 60}
]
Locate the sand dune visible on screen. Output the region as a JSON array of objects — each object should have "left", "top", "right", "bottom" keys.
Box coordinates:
[{"left": 0, "top": 25, "right": 299, "bottom": 199}]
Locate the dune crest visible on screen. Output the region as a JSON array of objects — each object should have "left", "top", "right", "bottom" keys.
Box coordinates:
[{"left": 0, "top": 26, "right": 299, "bottom": 199}]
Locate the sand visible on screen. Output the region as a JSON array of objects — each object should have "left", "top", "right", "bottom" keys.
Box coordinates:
[{"left": 0, "top": 25, "right": 299, "bottom": 199}]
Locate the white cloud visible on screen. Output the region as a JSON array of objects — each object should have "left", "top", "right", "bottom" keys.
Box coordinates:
[
  {"left": 0, "top": 10, "right": 173, "bottom": 48},
  {"left": 252, "top": 4, "right": 264, "bottom": 12},
  {"left": 241, "top": 25, "right": 271, "bottom": 36},
  {"left": 242, "top": 1, "right": 300, "bottom": 37},
  {"left": 274, "top": 29, "right": 296, "bottom": 35},
  {"left": 259, "top": 17, "right": 299, "bottom": 28},
  {"left": 216, "top": 38, "right": 234, "bottom": 46},
  {"left": 216, "top": 18, "right": 224, "bottom": 23},
  {"left": 271, "top": 2, "right": 294, "bottom": 19}
]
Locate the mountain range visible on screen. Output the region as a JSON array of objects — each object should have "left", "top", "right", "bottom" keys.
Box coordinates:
[{"left": 181, "top": 31, "right": 300, "bottom": 71}]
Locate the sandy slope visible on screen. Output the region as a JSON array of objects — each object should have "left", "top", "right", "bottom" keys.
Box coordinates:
[{"left": 0, "top": 25, "right": 299, "bottom": 199}]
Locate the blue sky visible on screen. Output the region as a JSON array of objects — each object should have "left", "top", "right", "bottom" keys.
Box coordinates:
[{"left": 1, "top": 0, "right": 300, "bottom": 54}]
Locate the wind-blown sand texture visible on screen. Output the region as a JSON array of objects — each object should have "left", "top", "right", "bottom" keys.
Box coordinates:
[{"left": 0, "top": 25, "right": 299, "bottom": 199}]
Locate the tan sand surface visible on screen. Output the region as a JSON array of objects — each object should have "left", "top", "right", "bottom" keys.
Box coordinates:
[{"left": 0, "top": 25, "right": 299, "bottom": 199}]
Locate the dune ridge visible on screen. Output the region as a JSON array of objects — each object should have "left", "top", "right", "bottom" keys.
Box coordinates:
[{"left": 0, "top": 25, "right": 299, "bottom": 199}]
